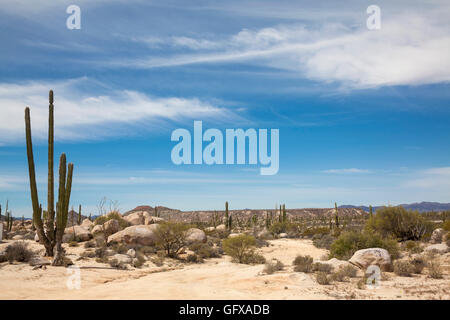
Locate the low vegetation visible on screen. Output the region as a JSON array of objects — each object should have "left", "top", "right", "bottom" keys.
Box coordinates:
[
  {"left": 393, "top": 260, "right": 415, "bottom": 277},
  {"left": 263, "top": 259, "right": 284, "bottom": 274},
  {"left": 292, "top": 255, "right": 313, "bottom": 273},
  {"left": 222, "top": 235, "right": 265, "bottom": 264},
  {"left": 154, "top": 221, "right": 190, "bottom": 258},
  {"left": 365, "top": 206, "right": 433, "bottom": 241},
  {"left": 330, "top": 231, "right": 399, "bottom": 260},
  {"left": 5, "top": 241, "right": 34, "bottom": 263},
  {"left": 94, "top": 211, "right": 129, "bottom": 230}
]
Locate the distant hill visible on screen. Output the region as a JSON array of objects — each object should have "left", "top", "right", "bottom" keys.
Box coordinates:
[{"left": 339, "top": 202, "right": 450, "bottom": 213}]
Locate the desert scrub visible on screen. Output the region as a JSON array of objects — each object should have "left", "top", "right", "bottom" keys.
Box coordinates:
[
  {"left": 95, "top": 256, "right": 109, "bottom": 264},
  {"left": 189, "top": 243, "right": 220, "bottom": 259},
  {"left": 393, "top": 260, "right": 415, "bottom": 277},
  {"left": 341, "top": 265, "right": 358, "bottom": 278},
  {"left": 84, "top": 240, "right": 96, "bottom": 248},
  {"left": 94, "top": 211, "right": 129, "bottom": 230},
  {"left": 186, "top": 253, "right": 204, "bottom": 263},
  {"left": 222, "top": 234, "right": 264, "bottom": 264},
  {"left": 365, "top": 206, "right": 433, "bottom": 241},
  {"left": 316, "top": 272, "right": 331, "bottom": 285},
  {"left": 302, "top": 227, "right": 329, "bottom": 238},
  {"left": 155, "top": 222, "right": 190, "bottom": 258},
  {"left": 80, "top": 249, "right": 96, "bottom": 258},
  {"left": 312, "top": 262, "right": 334, "bottom": 273},
  {"left": 133, "top": 254, "right": 146, "bottom": 268},
  {"left": 68, "top": 241, "right": 79, "bottom": 247},
  {"left": 263, "top": 259, "right": 284, "bottom": 274},
  {"left": 312, "top": 234, "right": 335, "bottom": 249},
  {"left": 151, "top": 256, "right": 165, "bottom": 267},
  {"left": 409, "top": 257, "right": 426, "bottom": 274},
  {"left": 441, "top": 220, "right": 450, "bottom": 232},
  {"left": 109, "top": 258, "right": 127, "bottom": 269},
  {"left": 330, "top": 231, "right": 399, "bottom": 260},
  {"left": 428, "top": 260, "right": 443, "bottom": 279},
  {"left": 292, "top": 255, "right": 313, "bottom": 273},
  {"left": 403, "top": 240, "right": 423, "bottom": 254},
  {"left": 5, "top": 241, "right": 34, "bottom": 263}
]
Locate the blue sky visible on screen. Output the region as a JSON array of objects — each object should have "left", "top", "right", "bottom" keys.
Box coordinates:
[{"left": 0, "top": 0, "right": 449, "bottom": 217}]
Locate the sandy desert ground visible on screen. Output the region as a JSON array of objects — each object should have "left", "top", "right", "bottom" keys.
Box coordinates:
[{"left": 0, "top": 238, "right": 449, "bottom": 300}]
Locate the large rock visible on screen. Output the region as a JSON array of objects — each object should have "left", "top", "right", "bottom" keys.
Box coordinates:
[
  {"left": 63, "top": 225, "right": 92, "bottom": 242},
  {"left": 349, "top": 248, "right": 392, "bottom": 271},
  {"left": 186, "top": 228, "right": 207, "bottom": 244},
  {"left": 107, "top": 224, "right": 159, "bottom": 246},
  {"left": 111, "top": 254, "right": 132, "bottom": 265},
  {"left": 91, "top": 224, "right": 103, "bottom": 235},
  {"left": 124, "top": 212, "right": 145, "bottom": 225},
  {"left": 81, "top": 219, "right": 93, "bottom": 229},
  {"left": 104, "top": 219, "right": 119, "bottom": 235},
  {"left": 144, "top": 215, "right": 164, "bottom": 225},
  {"left": 216, "top": 224, "right": 226, "bottom": 231},
  {"left": 322, "top": 258, "right": 353, "bottom": 270},
  {"left": 424, "top": 243, "right": 449, "bottom": 254},
  {"left": 430, "top": 228, "right": 446, "bottom": 244}
]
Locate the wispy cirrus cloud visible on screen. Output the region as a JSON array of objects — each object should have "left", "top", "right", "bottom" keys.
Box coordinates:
[
  {"left": 115, "top": 10, "right": 450, "bottom": 89},
  {"left": 0, "top": 78, "right": 233, "bottom": 144}
]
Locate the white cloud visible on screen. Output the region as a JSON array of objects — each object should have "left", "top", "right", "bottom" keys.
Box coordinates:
[
  {"left": 0, "top": 78, "right": 230, "bottom": 144},
  {"left": 322, "top": 168, "right": 371, "bottom": 174},
  {"left": 121, "top": 10, "right": 450, "bottom": 89},
  {"left": 403, "top": 166, "right": 450, "bottom": 188}
]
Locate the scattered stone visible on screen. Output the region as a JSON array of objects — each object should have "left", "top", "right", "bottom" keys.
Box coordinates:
[
  {"left": 12, "top": 235, "right": 24, "bottom": 240},
  {"left": 279, "top": 233, "right": 288, "bottom": 238},
  {"left": 91, "top": 225, "right": 103, "bottom": 235}
]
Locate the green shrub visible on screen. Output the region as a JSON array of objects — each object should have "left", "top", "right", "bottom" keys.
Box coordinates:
[
  {"left": 263, "top": 259, "right": 284, "bottom": 274},
  {"left": 292, "top": 255, "right": 313, "bottom": 273},
  {"left": 442, "top": 220, "right": 450, "bottom": 232},
  {"left": 365, "top": 206, "right": 433, "bottom": 241},
  {"left": 5, "top": 241, "right": 34, "bottom": 263},
  {"left": 68, "top": 241, "right": 79, "bottom": 247},
  {"left": 95, "top": 256, "right": 109, "bottom": 264},
  {"left": 222, "top": 235, "right": 258, "bottom": 264},
  {"left": 393, "top": 260, "right": 415, "bottom": 277},
  {"left": 269, "top": 222, "right": 302, "bottom": 237},
  {"left": 403, "top": 240, "right": 423, "bottom": 254},
  {"left": 154, "top": 222, "right": 190, "bottom": 258},
  {"left": 312, "top": 262, "right": 333, "bottom": 273},
  {"left": 133, "top": 254, "right": 146, "bottom": 268},
  {"left": 316, "top": 272, "right": 331, "bottom": 285},
  {"left": 330, "top": 231, "right": 399, "bottom": 260}
]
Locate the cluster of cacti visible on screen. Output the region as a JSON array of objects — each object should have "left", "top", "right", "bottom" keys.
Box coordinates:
[{"left": 25, "top": 90, "right": 74, "bottom": 266}]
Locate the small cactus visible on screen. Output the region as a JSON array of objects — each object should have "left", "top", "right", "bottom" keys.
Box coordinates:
[{"left": 78, "top": 205, "right": 82, "bottom": 225}]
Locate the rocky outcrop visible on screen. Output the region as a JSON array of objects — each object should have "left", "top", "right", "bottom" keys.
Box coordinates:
[
  {"left": 430, "top": 228, "right": 446, "bottom": 244},
  {"left": 349, "top": 248, "right": 392, "bottom": 271},
  {"left": 63, "top": 225, "right": 92, "bottom": 242},
  {"left": 185, "top": 228, "right": 207, "bottom": 244},
  {"left": 107, "top": 225, "right": 159, "bottom": 246}
]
